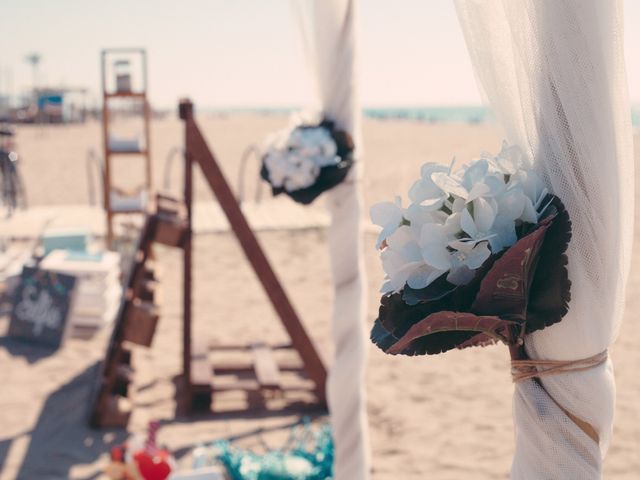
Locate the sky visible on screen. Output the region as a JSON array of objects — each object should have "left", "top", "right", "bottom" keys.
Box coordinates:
[{"left": 1, "top": 0, "right": 640, "bottom": 109}]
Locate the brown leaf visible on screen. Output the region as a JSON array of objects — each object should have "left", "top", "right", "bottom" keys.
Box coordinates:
[
  {"left": 386, "top": 311, "right": 519, "bottom": 356},
  {"left": 471, "top": 219, "right": 552, "bottom": 321},
  {"left": 525, "top": 195, "right": 572, "bottom": 332}
]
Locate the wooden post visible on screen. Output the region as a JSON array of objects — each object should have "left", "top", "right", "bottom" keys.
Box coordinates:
[
  {"left": 142, "top": 52, "right": 152, "bottom": 195},
  {"left": 180, "top": 99, "right": 194, "bottom": 407},
  {"left": 100, "top": 51, "right": 113, "bottom": 246}
]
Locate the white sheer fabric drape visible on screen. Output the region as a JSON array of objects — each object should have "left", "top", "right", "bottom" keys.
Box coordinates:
[
  {"left": 454, "top": 0, "right": 634, "bottom": 477},
  {"left": 291, "top": 1, "right": 370, "bottom": 479}
]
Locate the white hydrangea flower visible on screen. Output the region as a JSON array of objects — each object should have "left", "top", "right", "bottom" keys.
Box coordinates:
[
  {"left": 263, "top": 153, "right": 289, "bottom": 188},
  {"left": 408, "top": 163, "right": 449, "bottom": 209},
  {"left": 446, "top": 239, "right": 492, "bottom": 285},
  {"left": 509, "top": 169, "right": 548, "bottom": 220},
  {"left": 460, "top": 198, "right": 498, "bottom": 237},
  {"left": 370, "top": 197, "right": 405, "bottom": 249},
  {"left": 372, "top": 141, "right": 551, "bottom": 294},
  {"left": 419, "top": 223, "right": 454, "bottom": 271},
  {"left": 418, "top": 223, "right": 490, "bottom": 287},
  {"left": 405, "top": 203, "right": 445, "bottom": 237},
  {"left": 263, "top": 124, "right": 341, "bottom": 192},
  {"left": 485, "top": 140, "right": 528, "bottom": 175},
  {"left": 433, "top": 159, "right": 506, "bottom": 203},
  {"left": 380, "top": 226, "right": 430, "bottom": 294}
]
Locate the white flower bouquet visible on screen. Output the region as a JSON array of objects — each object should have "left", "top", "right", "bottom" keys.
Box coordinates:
[
  {"left": 370, "top": 143, "right": 572, "bottom": 356},
  {"left": 260, "top": 117, "right": 354, "bottom": 205}
]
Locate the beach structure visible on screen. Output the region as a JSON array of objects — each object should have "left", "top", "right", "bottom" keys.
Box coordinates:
[
  {"left": 100, "top": 48, "right": 152, "bottom": 248},
  {"left": 91, "top": 101, "right": 328, "bottom": 427},
  {"left": 34, "top": 87, "right": 88, "bottom": 124},
  {"left": 4, "top": 87, "right": 88, "bottom": 124},
  {"left": 178, "top": 100, "right": 327, "bottom": 412}
]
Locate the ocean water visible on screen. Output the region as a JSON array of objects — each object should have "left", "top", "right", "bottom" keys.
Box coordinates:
[
  {"left": 364, "top": 106, "right": 490, "bottom": 124},
  {"left": 209, "top": 105, "right": 640, "bottom": 126},
  {"left": 365, "top": 106, "right": 640, "bottom": 126},
  {"left": 631, "top": 107, "right": 640, "bottom": 127}
]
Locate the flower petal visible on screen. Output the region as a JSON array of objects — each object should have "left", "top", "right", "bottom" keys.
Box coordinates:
[
  {"left": 421, "top": 244, "right": 451, "bottom": 271},
  {"left": 420, "top": 162, "right": 448, "bottom": 178},
  {"left": 467, "top": 182, "right": 491, "bottom": 202},
  {"left": 418, "top": 195, "right": 446, "bottom": 210},
  {"left": 443, "top": 212, "right": 462, "bottom": 236},
  {"left": 498, "top": 189, "right": 526, "bottom": 220},
  {"left": 406, "top": 264, "right": 445, "bottom": 290},
  {"left": 494, "top": 141, "right": 525, "bottom": 174},
  {"left": 419, "top": 224, "right": 452, "bottom": 270},
  {"left": 483, "top": 174, "right": 507, "bottom": 197},
  {"left": 520, "top": 197, "right": 539, "bottom": 224},
  {"left": 472, "top": 197, "right": 497, "bottom": 233},
  {"left": 447, "top": 265, "right": 475, "bottom": 286},
  {"left": 431, "top": 172, "right": 469, "bottom": 199},
  {"left": 465, "top": 242, "right": 491, "bottom": 269},
  {"left": 462, "top": 159, "right": 489, "bottom": 189},
  {"left": 488, "top": 216, "right": 517, "bottom": 252},
  {"left": 370, "top": 201, "right": 403, "bottom": 227},
  {"left": 461, "top": 208, "right": 478, "bottom": 237},
  {"left": 448, "top": 239, "right": 476, "bottom": 254}
]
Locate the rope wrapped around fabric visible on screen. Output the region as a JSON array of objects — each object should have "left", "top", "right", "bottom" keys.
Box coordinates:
[
  {"left": 511, "top": 350, "right": 608, "bottom": 383},
  {"left": 511, "top": 350, "right": 609, "bottom": 444}
]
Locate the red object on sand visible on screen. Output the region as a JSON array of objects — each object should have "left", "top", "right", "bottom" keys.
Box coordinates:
[{"left": 133, "top": 450, "right": 172, "bottom": 480}]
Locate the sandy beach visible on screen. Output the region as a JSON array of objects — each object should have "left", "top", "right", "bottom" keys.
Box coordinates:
[{"left": 1, "top": 114, "right": 639, "bottom": 479}]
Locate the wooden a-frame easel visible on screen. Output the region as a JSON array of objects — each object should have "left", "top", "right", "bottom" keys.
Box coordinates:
[{"left": 179, "top": 99, "right": 327, "bottom": 412}]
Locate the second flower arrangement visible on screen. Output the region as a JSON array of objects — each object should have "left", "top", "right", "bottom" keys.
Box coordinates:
[{"left": 260, "top": 116, "right": 354, "bottom": 205}]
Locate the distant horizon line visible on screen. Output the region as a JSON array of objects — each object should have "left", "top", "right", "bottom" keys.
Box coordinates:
[
  {"left": 153, "top": 104, "right": 489, "bottom": 112},
  {"left": 153, "top": 103, "right": 640, "bottom": 111}
]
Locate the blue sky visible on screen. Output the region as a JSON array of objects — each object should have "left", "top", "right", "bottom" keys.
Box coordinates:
[{"left": 1, "top": 0, "right": 640, "bottom": 109}]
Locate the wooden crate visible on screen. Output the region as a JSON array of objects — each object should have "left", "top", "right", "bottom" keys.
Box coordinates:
[
  {"left": 122, "top": 299, "right": 159, "bottom": 347},
  {"left": 153, "top": 214, "right": 188, "bottom": 247}
]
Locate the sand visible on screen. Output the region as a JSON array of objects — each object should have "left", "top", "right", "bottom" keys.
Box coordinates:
[{"left": 1, "top": 114, "right": 639, "bottom": 479}]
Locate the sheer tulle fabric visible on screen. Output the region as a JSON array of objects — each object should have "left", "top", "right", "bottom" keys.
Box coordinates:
[
  {"left": 291, "top": 1, "right": 371, "bottom": 479},
  {"left": 454, "top": 0, "right": 633, "bottom": 477}
]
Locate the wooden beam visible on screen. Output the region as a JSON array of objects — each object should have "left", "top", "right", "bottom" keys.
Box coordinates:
[
  {"left": 251, "top": 342, "right": 281, "bottom": 391},
  {"left": 190, "top": 340, "right": 212, "bottom": 410}
]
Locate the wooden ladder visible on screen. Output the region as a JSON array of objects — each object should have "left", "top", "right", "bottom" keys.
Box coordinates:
[{"left": 90, "top": 195, "right": 188, "bottom": 427}]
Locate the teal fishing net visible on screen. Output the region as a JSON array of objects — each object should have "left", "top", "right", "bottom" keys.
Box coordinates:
[{"left": 193, "top": 419, "right": 333, "bottom": 480}]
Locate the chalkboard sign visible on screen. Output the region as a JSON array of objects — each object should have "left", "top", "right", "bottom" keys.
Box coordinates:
[{"left": 8, "top": 267, "right": 77, "bottom": 349}]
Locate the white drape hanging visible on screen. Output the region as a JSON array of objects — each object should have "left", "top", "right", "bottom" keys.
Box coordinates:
[
  {"left": 291, "top": 1, "right": 370, "bottom": 479},
  {"left": 454, "top": 0, "right": 634, "bottom": 477}
]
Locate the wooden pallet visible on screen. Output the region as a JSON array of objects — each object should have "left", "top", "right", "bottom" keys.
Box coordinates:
[{"left": 189, "top": 341, "right": 321, "bottom": 413}]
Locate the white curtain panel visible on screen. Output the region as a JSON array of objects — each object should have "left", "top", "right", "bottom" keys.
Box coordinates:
[
  {"left": 291, "top": 1, "right": 371, "bottom": 479},
  {"left": 454, "top": 0, "right": 634, "bottom": 477}
]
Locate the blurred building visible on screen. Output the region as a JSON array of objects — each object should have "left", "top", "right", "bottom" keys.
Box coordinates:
[{"left": 12, "top": 87, "right": 88, "bottom": 124}]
